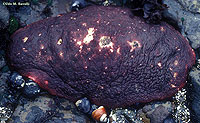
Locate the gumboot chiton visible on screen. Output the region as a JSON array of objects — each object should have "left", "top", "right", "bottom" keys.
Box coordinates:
[{"left": 8, "top": 6, "right": 195, "bottom": 108}]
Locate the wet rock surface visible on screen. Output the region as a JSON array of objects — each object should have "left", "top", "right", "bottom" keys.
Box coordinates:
[
  {"left": 163, "top": 0, "right": 200, "bottom": 49},
  {"left": 110, "top": 108, "right": 143, "bottom": 123},
  {"left": 147, "top": 105, "right": 170, "bottom": 123},
  {"left": 189, "top": 66, "right": 200, "bottom": 122},
  {"left": 138, "top": 101, "right": 173, "bottom": 123},
  {"left": 11, "top": 0, "right": 71, "bottom": 27},
  {"left": 8, "top": 95, "right": 92, "bottom": 123},
  {"left": 0, "top": 71, "right": 12, "bottom": 122},
  {"left": 0, "top": 1, "right": 10, "bottom": 27},
  {"left": 177, "top": 0, "right": 200, "bottom": 14}
]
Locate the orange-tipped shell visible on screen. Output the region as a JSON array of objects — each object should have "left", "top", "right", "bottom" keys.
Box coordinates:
[{"left": 92, "top": 106, "right": 107, "bottom": 122}]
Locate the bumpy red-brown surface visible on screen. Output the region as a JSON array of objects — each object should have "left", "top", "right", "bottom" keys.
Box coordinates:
[{"left": 8, "top": 6, "right": 195, "bottom": 108}]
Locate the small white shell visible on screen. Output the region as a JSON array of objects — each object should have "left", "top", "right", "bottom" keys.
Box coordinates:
[
  {"left": 75, "top": 99, "right": 82, "bottom": 107},
  {"left": 100, "top": 113, "right": 108, "bottom": 122}
]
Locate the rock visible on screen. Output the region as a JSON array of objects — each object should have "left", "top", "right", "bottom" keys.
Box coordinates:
[
  {"left": 0, "top": 1, "right": 10, "bottom": 27},
  {"left": 142, "top": 105, "right": 152, "bottom": 113},
  {"left": 0, "top": 72, "right": 11, "bottom": 101},
  {"left": 109, "top": 108, "right": 143, "bottom": 123},
  {"left": 163, "top": 115, "right": 176, "bottom": 123},
  {"left": 0, "top": 25, "right": 10, "bottom": 49},
  {"left": 0, "top": 20, "right": 6, "bottom": 29},
  {"left": 13, "top": 6, "right": 43, "bottom": 27},
  {"left": 0, "top": 55, "right": 6, "bottom": 70},
  {"left": 13, "top": 0, "right": 71, "bottom": 26},
  {"left": 50, "top": 0, "right": 71, "bottom": 16},
  {"left": 141, "top": 101, "right": 173, "bottom": 123},
  {"left": 22, "top": 79, "right": 41, "bottom": 98},
  {"left": 163, "top": 0, "right": 200, "bottom": 49},
  {"left": 0, "top": 106, "right": 13, "bottom": 122},
  {"left": 136, "top": 101, "right": 174, "bottom": 123},
  {"left": 0, "top": 71, "right": 19, "bottom": 122},
  {"left": 147, "top": 105, "right": 170, "bottom": 123},
  {"left": 0, "top": 72, "right": 11, "bottom": 95},
  {"left": 75, "top": 97, "right": 91, "bottom": 114},
  {"left": 8, "top": 72, "right": 25, "bottom": 89},
  {"left": 177, "top": 0, "right": 200, "bottom": 14},
  {"left": 71, "top": 0, "right": 89, "bottom": 11},
  {"left": 189, "top": 67, "right": 200, "bottom": 122},
  {"left": 110, "top": 101, "right": 172, "bottom": 123},
  {"left": 173, "top": 105, "right": 190, "bottom": 123},
  {"left": 9, "top": 95, "right": 91, "bottom": 123},
  {"left": 172, "top": 88, "right": 191, "bottom": 122}
]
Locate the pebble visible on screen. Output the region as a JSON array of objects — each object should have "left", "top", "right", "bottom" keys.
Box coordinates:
[
  {"left": 139, "top": 101, "right": 173, "bottom": 123},
  {"left": 8, "top": 72, "right": 25, "bottom": 89},
  {"left": 75, "top": 97, "right": 91, "bottom": 114},
  {"left": 22, "top": 79, "right": 41, "bottom": 98},
  {"left": 71, "top": 0, "right": 88, "bottom": 11},
  {"left": 147, "top": 105, "right": 171, "bottom": 123}
]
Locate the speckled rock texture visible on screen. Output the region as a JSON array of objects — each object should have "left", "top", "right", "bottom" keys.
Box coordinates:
[
  {"left": 177, "top": 0, "right": 200, "bottom": 13},
  {"left": 0, "top": 1, "right": 10, "bottom": 27},
  {"left": 189, "top": 67, "right": 200, "bottom": 122},
  {"left": 137, "top": 101, "right": 173, "bottom": 123},
  {"left": 11, "top": 0, "right": 71, "bottom": 27},
  {"left": 163, "top": 0, "right": 200, "bottom": 49},
  {"left": 147, "top": 105, "right": 170, "bottom": 123},
  {"left": 8, "top": 6, "right": 195, "bottom": 108},
  {"left": 8, "top": 95, "right": 91, "bottom": 123}
]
